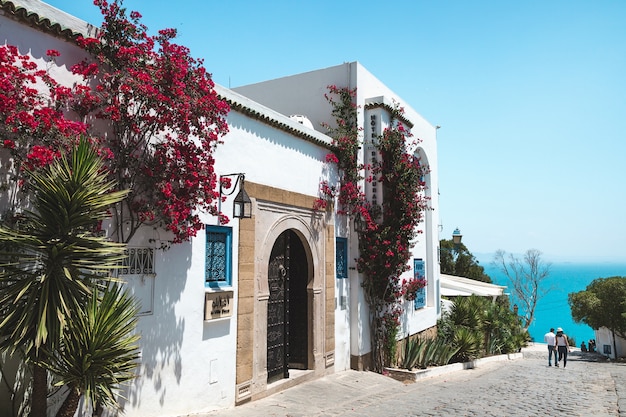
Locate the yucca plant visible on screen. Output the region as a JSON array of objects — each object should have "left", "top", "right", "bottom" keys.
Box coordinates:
[
  {"left": 451, "top": 327, "right": 482, "bottom": 363},
  {"left": 44, "top": 284, "right": 140, "bottom": 417},
  {"left": 447, "top": 295, "right": 484, "bottom": 330},
  {"left": 0, "top": 138, "right": 128, "bottom": 416}
]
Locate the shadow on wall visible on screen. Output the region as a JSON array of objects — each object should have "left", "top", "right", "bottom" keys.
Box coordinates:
[{"left": 120, "top": 241, "right": 191, "bottom": 410}]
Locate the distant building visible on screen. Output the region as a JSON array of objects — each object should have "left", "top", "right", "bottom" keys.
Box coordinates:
[{"left": 594, "top": 328, "right": 626, "bottom": 359}]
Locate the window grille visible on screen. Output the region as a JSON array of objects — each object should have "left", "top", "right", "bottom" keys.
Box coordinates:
[
  {"left": 413, "top": 258, "right": 427, "bottom": 310},
  {"left": 336, "top": 237, "right": 348, "bottom": 279},
  {"left": 121, "top": 247, "right": 154, "bottom": 275},
  {"left": 206, "top": 226, "right": 232, "bottom": 287}
]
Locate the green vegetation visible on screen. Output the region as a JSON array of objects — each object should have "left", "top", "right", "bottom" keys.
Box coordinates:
[
  {"left": 43, "top": 284, "right": 140, "bottom": 417},
  {"left": 0, "top": 139, "right": 138, "bottom": 416},
  {"left": 439, "top": 239, "right": 491, "bottom": 283},
  {"left": 400, "top": 336, "right": 459, "bottom": 370},
  {"left": 569, "top": 276, "right": 626, "bottom": 358},
  {"left": 438, "top": 295, "right": 529, "bottom": 363}
]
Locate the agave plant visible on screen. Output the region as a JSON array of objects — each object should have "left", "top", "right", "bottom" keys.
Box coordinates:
[
  {"left": 400, "top": 336, "right": 423, "bottom": 370},
  {"left": 400, "top": 336, "right": 460, "bottom": 370}
]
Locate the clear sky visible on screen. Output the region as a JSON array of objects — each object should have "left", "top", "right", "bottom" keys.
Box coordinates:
[{"left": 43, "top": 0, "right": 626, "bottom": 263}]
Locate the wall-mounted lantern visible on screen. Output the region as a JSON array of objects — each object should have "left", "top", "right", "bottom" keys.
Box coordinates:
[{"left": 219, "top": 173, "right": 252, "bottom": 224}]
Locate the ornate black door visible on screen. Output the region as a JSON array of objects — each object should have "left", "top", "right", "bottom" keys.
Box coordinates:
[
  {"left": 267, "top": 232, "right": 289, "bottom": 383},
  {"left": 267, "top": 230, "right": 308, "bottom": 383}
]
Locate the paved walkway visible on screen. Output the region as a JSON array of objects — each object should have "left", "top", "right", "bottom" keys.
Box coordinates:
[{"left": 193, "top": 344, "right": 626, "bottom": 417}]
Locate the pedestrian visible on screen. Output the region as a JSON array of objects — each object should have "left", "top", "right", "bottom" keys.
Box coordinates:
[
  {"left": 554, "top": 327, "right": 570, "bottom": 367},
  {"left": 580, "top": 341, "right": 587, "bottom": 352},
  {"left": 543, "top": 328, "right": 557, "bottom": 366}
]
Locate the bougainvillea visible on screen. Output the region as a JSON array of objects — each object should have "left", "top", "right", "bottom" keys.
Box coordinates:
[
  {"left": 402, "top": 277, "right": 427, "bottom": 301},
  {"left": 318, "top": 86, "right": 431, "bottom": 371},
  {"left": 0, "top": 0, "right": 230, "bottom": 244},
  {"left": 0, "top": 45, "right": 89, "bottom": 215},
  {"left": 72, "top": 0, "right": 230, "bottom": 243}
]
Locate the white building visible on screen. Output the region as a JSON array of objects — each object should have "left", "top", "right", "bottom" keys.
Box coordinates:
[
  {"left": 0, "top": 1, "right": 442, "bottom": 415},
  {"left": 594, "top": 328, "right": 626, "bottom": 359},
  {"left": 233, "top": 64, "right": 442, "bottom": 371}
]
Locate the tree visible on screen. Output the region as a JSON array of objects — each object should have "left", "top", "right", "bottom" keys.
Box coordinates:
[
  {"left": 439, "top": 239, "right": 492, "bottom": 283},
  {"left": 492, "top": 249, "right": 552, "bottom": 331},
  {"left": 0, "top": 139, "right": 128, "bottom": 417},
  {"left": 569, "top": 276, "right": 626, "bottom": 359}
]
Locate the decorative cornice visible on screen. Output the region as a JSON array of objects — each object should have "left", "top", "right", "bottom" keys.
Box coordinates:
[{"left": 364, "top": 98, "right": 414, "bottom": 129}]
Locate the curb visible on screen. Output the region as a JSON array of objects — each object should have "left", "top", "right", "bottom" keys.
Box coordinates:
[{"left": 384, "top": 351, "right": 523, "bottom": 383}]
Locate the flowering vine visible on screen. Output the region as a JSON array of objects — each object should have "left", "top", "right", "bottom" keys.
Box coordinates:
[
  {"left": 401, "top": 277, "right": 427, "bottom": 301},
  {"left": 72, "top": 0, "right": 230, "bottom": 243},
  {"left": 0, "top": 0, "right": 231, "bottom": 244},
  {"left": 318, "top": 86, "right": 431, "bottom": 371},
  {"left": 0, "top": 45, "right": 89, "bottom": 216}
]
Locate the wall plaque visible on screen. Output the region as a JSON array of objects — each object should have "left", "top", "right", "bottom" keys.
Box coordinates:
[{"left": 204, "top": 291, "right": 233, "bottom": 320}]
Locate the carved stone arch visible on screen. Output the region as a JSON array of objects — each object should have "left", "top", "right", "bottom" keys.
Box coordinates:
[
  {"left": 252, "top": 211, "right": 327, "bottom": 391},
  {"left": 256, "top": 216, "right": 318, "bottom": 298}
]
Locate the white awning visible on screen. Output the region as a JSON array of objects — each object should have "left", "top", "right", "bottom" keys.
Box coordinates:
[{"left": 440, "top": 274, "right": 506, "bottom": 298}]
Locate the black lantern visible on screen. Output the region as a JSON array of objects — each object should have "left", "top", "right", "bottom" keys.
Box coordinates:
[
  {"left": 233, "top": 183, "right": 252, "bottom": 219},
  {"left": 353, "top": 210, "right": 367, "bottom": 233},
  {"left": 219, "top": 173, "right": 252, "bottom": 223}
]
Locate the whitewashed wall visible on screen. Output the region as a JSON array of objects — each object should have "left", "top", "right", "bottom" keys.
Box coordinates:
[
  {"left": 118, "top": 89, "right": 336, "bottom": 416},
  {"left": 594, "top": 327, "right": 626, "bottom": 359}
]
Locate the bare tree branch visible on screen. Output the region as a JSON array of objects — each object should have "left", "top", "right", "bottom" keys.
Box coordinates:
[{"left": 493, "top": 249, "right": 552, "bottom": 331}]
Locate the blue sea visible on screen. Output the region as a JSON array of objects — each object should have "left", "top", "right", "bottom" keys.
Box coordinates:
[{"left": 478, "top": 259, "right": 626, "bottom": 347}]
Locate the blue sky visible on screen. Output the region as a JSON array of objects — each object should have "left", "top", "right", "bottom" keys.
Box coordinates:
[{"left": 44, "top": 0, "right": 626, "bottom": 263}]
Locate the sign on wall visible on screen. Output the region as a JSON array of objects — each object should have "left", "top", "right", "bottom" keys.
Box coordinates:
[
  {"left": 204, "top": 291, "right": 233, "bottom": 320},
  {"left": 413, "top": 258, "right": 426, "bottom": 310}
]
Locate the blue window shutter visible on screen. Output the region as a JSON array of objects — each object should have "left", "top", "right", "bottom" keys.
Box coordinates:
[
  {"left": 206, "top": 226, "right": 232, "bottom": 287},
  {"left": 336, "top": 237, "right": 348, "bottom": 279},
  {"left": 413, "top": 258, "right": 426, "bottom": 310}
]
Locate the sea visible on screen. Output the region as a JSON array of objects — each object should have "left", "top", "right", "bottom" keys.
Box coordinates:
[{"left": 476, "top": 257, "right": 626, "bottom": 347}]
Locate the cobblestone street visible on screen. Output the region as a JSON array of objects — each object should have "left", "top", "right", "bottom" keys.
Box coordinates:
[{"left": 196, "top": 346, "right": 626, "bottom": 417}]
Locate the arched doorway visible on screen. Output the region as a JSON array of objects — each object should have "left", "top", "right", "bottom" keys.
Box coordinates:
[{"left": 266, "top": 229, "right": 309, "bottom": 383}]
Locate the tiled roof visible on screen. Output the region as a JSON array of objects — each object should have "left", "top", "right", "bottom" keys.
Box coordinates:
[
  {"left": 0, "top": 0, "right": 99, "bottom": 40},
  {"left": 364, "top": 96, "right": 414, "bottom": 129},
  {"left": 214, "top": 85, "right": 333, "bottom": 149}
]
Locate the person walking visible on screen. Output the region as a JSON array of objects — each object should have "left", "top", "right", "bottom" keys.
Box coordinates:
[
  {"left": 544, "top": 328, "right": 557, "bottom": 366},
  {"left": 555, "top": 327, "right": 570, "bottom": 367}
]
